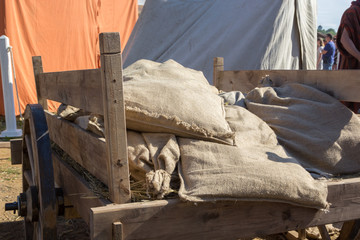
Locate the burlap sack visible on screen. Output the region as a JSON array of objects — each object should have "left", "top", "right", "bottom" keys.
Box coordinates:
[
  {"left": 127, "top": 131, "right": 154, "bottom": 181},
  {"left": 178, "top": 105, "right": 328, "bottom": 209},
  {"left": 218, "top": 91, "right": 246, "bottom": 108},
  {"left": 70, "top": 122, "right": 180, "bottom": 199},
  {"left": 123, "top": 59, "right": 234, "bottom": 145},
  {"left": 57, "top": 104, "right": 89, "bottom": 122},
  {"left": 245, "top": 83, "right": 360, "bottom": 177},
  {"left": 88, "top": 114, "right": 105, "bottom": 137},
  {"left": 127, "top": 131, "right": 180, "bottom": 199}
]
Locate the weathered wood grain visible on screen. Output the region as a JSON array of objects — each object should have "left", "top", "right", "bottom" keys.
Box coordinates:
[
  {"left": 32, "top": 56, "right": 48, "bottom": 109},
  {"left": 317, "top": 225, "right": 331, "bottom": 240},
  {"left": 37, "top": 69, "right": 102, "bottom": 114},
  {"left": 100, "top": 32, "right": 130, "bottom": 204},
  {"left": 90, "top": 177, "right": 360, "bottom": 240},
  {"left": 45, "top": 111, "right": 108, "bottom": 185},
  {"left": 52, "top": 151, "right": 110, "bottom": 224},
  {"left": 216, "top": 70, "right": 360, "bottom": 102},
  {"left": 112, "top": 222, "right": 123, "bottom": 240},
  {"left": 213, "top": 57, "right": 224, "bottom": 88},
  {"left": 10, "top": 138, "right": 22, "bottom": 164}
]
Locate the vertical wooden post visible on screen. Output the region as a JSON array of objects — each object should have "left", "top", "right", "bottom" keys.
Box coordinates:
[
  {"left": 32, "top": 56, "right": 48, "bottom": 110},
  {"left": 99, "top": 32, "right": 131, "bottom": 204},
  {"left": 317, "top": 225, "right": 331, "bottom": 240},
  {"left": 298, "top": 229, "right": 306, "bottom": 240},
  {"left": 339, "top": 220, "right": 360, "bottom": 240},
  {"left": 213, "top": 57, "right": 224, "bottom": 89},
  {"left": 112, "top": 222, "right": 123, "bottom": 240}
]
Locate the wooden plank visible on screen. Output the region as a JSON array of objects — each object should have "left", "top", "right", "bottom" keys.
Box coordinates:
[
  {"left": 213, "top": 57, "right": 224, "bottom": 89},
  {"left": 99, "top": 32, "right": 130, "bottom": 204},
  {"left": 112, "top": 222, "right": 123, "bottom": 240},
  {"left": 217, "top": 70, "right": 360, "bottom": 102},
  {"left": 52, "top": 151, "right": 110, "bottom": 224},
  {"left": 37, "top": 69, "right": 103, "bottom": 114},
  {"left": 10, "top": 138, "right": 22, "bottom": 164},
  {"left": 317, "top": 225, "right": 331, "bottom": 240},
  {"left": 90, "top": 177, "right": 360, "bottom": 240},
  {"left": 23, "top": 170, "right": 34, "bottom": 186},
  {"left": 32, "top": 56, "right": 48, "bottom": 109},
  {"left": 99, "top": 33, "right": 121, "bottom": 54},
  {"left": 298, "top": 229, "right": 306, "bottom": 239},
  {"left": 63, "top": 196, "right": 82, "bottom": 219},
  {"left": 45, "top": 111, "right": 108, "bottom": 185},
  {"left": 285, "top": 231, "right": 299, "bottom": 240},
  {"left": 339, "top": 220, "right": 360, "bottom": 240}
]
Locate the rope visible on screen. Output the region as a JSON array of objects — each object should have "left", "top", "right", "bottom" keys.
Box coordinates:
[{"left": 7, "top": 46, "right": 23, "bottom": 121}]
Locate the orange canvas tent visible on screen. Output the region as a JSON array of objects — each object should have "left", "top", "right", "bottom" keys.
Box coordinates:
[{"left": 0, "top": 0, "right": 138, "bottom": 115}]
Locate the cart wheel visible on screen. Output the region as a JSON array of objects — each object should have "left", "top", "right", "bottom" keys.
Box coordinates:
[{"left": 21, "top": 104, "right": 57, "bottom": 240}]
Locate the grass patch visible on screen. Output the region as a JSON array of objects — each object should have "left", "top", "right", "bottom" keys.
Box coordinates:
[
  {"left": 0, "top": 116, "right": 24, "bottom": 141},
  {"left": 3, "top": 168, "right": 21, "bottom": 175}
]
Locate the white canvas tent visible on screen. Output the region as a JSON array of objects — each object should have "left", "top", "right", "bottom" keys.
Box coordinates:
[{"left": 123, "top": 0, "right": 317, "bottom": 84}]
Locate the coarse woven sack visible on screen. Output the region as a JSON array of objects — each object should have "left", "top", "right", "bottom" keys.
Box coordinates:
[
  {"left": 123, "top": 59, "right": 234, "bottom": 145},
  {"left": 127, "top": 131, "right": 180, "bottom": 199},
  {"left": 245, "top": 83, "right": 360, "bottom": 177},
  {"left": 57, "top": 104, "right": 89, "bottom": 122},
  {"left": 178, "top": 105, "right": 328, "bottom": 209}
]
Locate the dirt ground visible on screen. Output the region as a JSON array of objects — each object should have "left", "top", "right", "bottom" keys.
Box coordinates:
[
  {"left": 0, "top": 140, "right": 341, "bottom": 240},
  {"left": 0, "top": 143, "right": 90, "bottom": 240}
]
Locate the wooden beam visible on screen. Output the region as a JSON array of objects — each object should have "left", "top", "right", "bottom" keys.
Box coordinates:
[
  {"left": 90, "top": 177, "right": 360, "bottom": 240},
  {"left": 317, "top": 225, "right": 331, "bottom": 240},
  {"left": 112, "top": 222, "right": 123, "bottom": 240},
  {"left": 298, "top": 229, "right": 306, "bottom": 239},
  {"left": 32, "top": 56, "right": 48, "bottom": 109},
  {"left": 37, "top": 69, "right": 103, "bottom": 114},
  {"left": 213, "top": 57, "right": 224, "bottom": 89},
  {"left": 45, "top": 111, "right": 108, "bottom": 185},
  {"left": 217, "top": 70, "right": 360, "bottom": 102},
  {"left": 339, "top": 220, "right": 360, "bottom": 240},
  {"left": 52, "top": 151, "right": 110, "bottom": 224},
  {"left": 99, "top": 32, "right": 130, "bottom": 204},
  {"left": 10, "top": 138, "right": 22, "bottom": 164}
]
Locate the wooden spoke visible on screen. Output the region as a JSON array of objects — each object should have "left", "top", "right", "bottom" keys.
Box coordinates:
[
  {"left": 24, "top": 134, "right": 35, "bottom": 184},
  {"left": 23, "top": 170, "right": 34, "bottom": 187}
]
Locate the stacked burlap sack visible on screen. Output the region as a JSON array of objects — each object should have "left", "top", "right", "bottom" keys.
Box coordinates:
[{"left": 58, "top": 59, "right": 360, "bottom": 210}]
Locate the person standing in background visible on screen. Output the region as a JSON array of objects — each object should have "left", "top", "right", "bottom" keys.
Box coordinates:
[
  {"left": 337, "top": 0, "right": 360, "bottom": 113},
  {"left": 321, "top": 34, "right": 336, "bottom": 70},
  {"left": 332, "top": 38, "right": 339, "bottom": 70},
  {"left": 337, "top": 1, "right": 360, "bottom": 69},
  {"left": 317, "top": 38, "right": 324, "bottom": 70}
]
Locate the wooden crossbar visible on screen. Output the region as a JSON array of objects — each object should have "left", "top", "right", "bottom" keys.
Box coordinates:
[
  {"left": 213, "top": 57, "right": 360, "bottom": 102},
  {"left": 37, "top": 68, "right": 102, "bottom": 114}
]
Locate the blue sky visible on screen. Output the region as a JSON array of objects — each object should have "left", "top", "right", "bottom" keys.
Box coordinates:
[
  {"left": 318, "top": 0, "right": 353, "bottom": 30},
  {"left": 137, "top": 0, "right": 353, "bottom": 31}
]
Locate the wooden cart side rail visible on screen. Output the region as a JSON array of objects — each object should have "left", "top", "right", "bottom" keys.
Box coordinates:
[
  {"left": 213, "top": 57, "right": 360, "bottom": 102},
  {"left": 90, "top": 177, "right": 360, "bottom": 240},
  {"left": 52, "top": 151, "right": 111, "bottom": 224},
  {"left": 37, "top": 68, "right": 103, "bottom": 114},
  {"left": 45, "top": 111, "right": 108, "bottom": 185},
  {"left": 32, "top": 32, "right": 131, "bottom": 204}
]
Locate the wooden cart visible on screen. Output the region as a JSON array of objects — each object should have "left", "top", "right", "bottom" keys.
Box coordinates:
[{"left": 5, "top": 33, "right": 360, "bottom": 239}]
